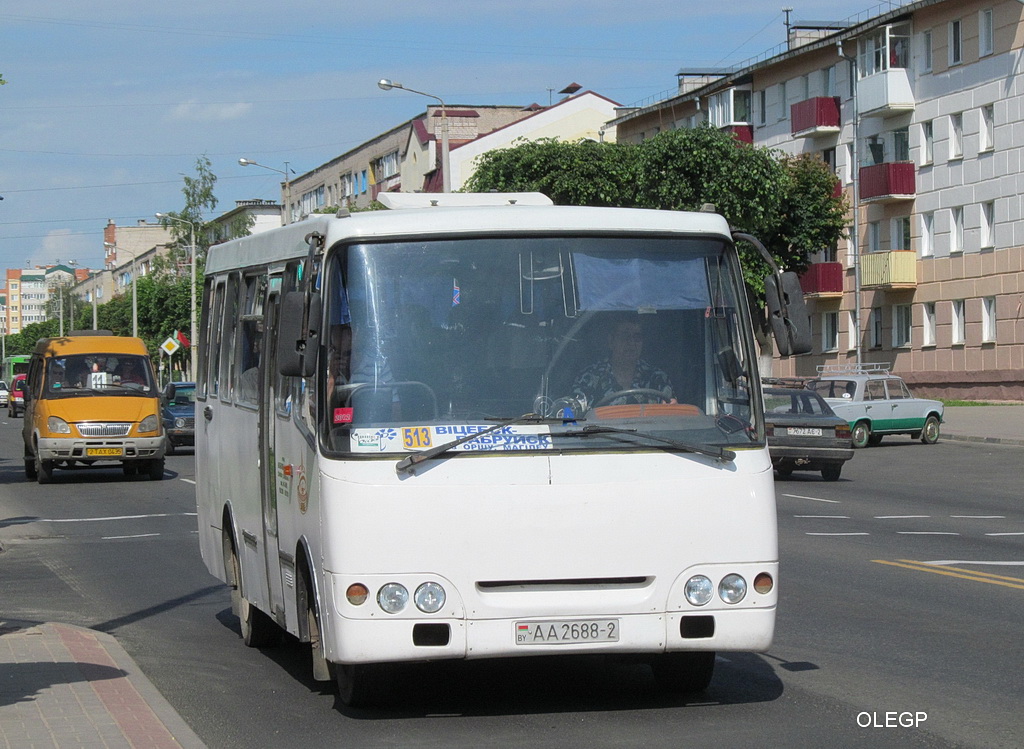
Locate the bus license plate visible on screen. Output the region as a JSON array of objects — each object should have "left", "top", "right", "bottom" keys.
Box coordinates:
[
  {"left": 87, "top": 447, "right": 124, "bottom": 457},
  {"left": 515, "top": 619, "right": 619, "bottom": 645},
  {"left": 787, "top": 427, "right": 822, "bottom": 437}
]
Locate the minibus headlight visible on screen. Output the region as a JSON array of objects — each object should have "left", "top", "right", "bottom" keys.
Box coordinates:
[
  {"left": 377, "top": 583, "right": 409, "bottom": 614},
  {"left": 139, "top": 415, "right": 159, "bottom": 433},
  {"left": 414, "top": 582, "right": 446, "bottom": 613},
  {"left": 47, "top": 416, "right": 71, "bottom": 434},
  {"left": 718, "top": 574, "right": 747, "bottom": 604},
  {"left": 684, "top": 575, "right": 714, "bottom": 606}
]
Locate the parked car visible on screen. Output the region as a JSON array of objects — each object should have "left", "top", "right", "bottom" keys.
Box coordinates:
[
  {"left": 161, "top": 381, "right": 196, "bottom": 454},
  {"left": 0, "top": 380, "right": 8, "bottom": 408},
  {"left": 807, "top": 364, "right": 944, "bottom": 449},
  {"left": 8, "top": 374, "right": 26, "bottom": 417},
  {"left": 762, "top": 384, "right": 854, "bottom": 481}
]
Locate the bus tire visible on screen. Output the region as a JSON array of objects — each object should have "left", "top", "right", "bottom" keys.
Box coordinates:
[
  {"left": 335, "top": 662, "right": 391, "bottom": 708},
  {"left": 228, "top": 539, "right": 280, "bottom": 648},
  {"left": 651, "top": 651, "right": 716, "bottom": 694}
]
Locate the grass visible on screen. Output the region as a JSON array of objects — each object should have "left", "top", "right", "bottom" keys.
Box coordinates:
[{"left": 940, "top": 399, "right": 1017, "bottom": 407}]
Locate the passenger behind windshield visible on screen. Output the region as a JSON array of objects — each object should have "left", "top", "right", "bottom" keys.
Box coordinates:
[
  {"left": 46, "top": 354, "right": 153, "bottom": 393},
  {"left": 572, "top": 316, "right": 676, "bottom": 411}
]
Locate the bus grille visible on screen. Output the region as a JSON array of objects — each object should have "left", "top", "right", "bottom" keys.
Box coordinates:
[{"left": 77, "top": 423, "right": 132, "bottom": 437}]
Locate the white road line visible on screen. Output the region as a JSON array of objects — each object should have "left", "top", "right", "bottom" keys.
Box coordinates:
[
  {"left": 102, "top": 533, "right": 161, "bottom": 540},
  {"left": 951, "top": 515, "right": 1005, "bottom": 519},
  {"left": 179, "top": 478, "right": 196, "bottom": 485},
  {"left": 896, "top": 531, "right": 960, "bottom": 535},
  {"left": 35, "top": 513, "right": 197, "bottom": 523},
  {"left": 985, "top": 532, "right": 1024, "bottom": 537},
  {"left": 806, "top": 532, "right": 870, "bottom": 536},
  {"left": 875, "top": 515, "right": 931, "bottom": 519},
  {"left": 781, "top": 493, "right": 840, "bottom": 504},
  {"left": 794, "top": 515, "right": 850, "bottom": 519},
  {"left": 926, "top": 559, "right": 1024, "bottom": 566}
]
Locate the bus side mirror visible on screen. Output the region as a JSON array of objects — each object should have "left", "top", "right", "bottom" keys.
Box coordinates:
[
  {"left": 765, "top": 271, "right": 812, "bottom": 356},
  {"left": 277, "top": 291, "right": 321, "bottom": 377}
]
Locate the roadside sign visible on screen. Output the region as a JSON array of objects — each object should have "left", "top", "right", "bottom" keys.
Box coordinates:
[{"left": 160, "top": 337, "right": 180, "bottom": 355}]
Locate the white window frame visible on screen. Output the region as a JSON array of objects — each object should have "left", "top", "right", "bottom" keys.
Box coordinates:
[
  {"left": 921, "top": 29, "right": 933, "bottom": 73},
  {"left": 892, "top": 216, "right": 911, "bottom": 251},
  {"left": 921, "top": 120, "right": 934, "bottom": 165},
  {"left": 893, "top": 304, "right": 912, "bottom": 348},
  {"left": 980, "top": 105, "right": 995, "bottom": 152},
  {"left": 982, "top": 296, "right": 997, "bottom": 342},
  {"left": 757, "top": 89, "right": 767, "bottom": 126},
  {"left": 981, "top": 201, "right": 996, "bottom": 249},
  {"left": 920, "top": 211, "right": 935, "bottom": 258},
  {"left": 822, "top": 311, "right": 839, "bottom": 353},
  {"left": 951, "top": 299, "right": 966, "bottom": 344},
  {"left": 868, "top": 221, "right": 881, "bottom": 253},
  {"left": 950, "top": 113, "right": 963, "bottom": 159},
  {"left": 949, "top": 19, "right": 963, "bottom": 66},
  {"left": 922, "top": 302, "right": 937, "bottom": 347},
  {"left": 951, "top": 207, "right": 964, "bottom": 253},
  {"left": 847, "top": 311, "right": 859, "bottom": 352},
  {"left": 979, "top": 9, "right": 994, "bottom": 58}
]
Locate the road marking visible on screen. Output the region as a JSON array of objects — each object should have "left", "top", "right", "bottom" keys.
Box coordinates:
[
  {"left": 875, "top": 515, "right": 930, "bottom": 519},
  {"left": 781, "top": 493, "right": 840, "bottom": 504},
  {"left": 794, "top": 515, "right": 850, "bottom": 519},
  {"left": 179, "top": 478, "right": 196, "bottom": 485},
  {"left": 985, "top": 532, "right": 1024, "bottom": 537},
  {"left": 951, "top": 515, "right": 1005, "bottom": 519},
  {"left": 874, "top": 559, "right": 1024, "bottom": 590},
  {"left": 102, "top": 533, "right": 161, "bottom": 540},
  {"left": 806, "top": 532, "right": 870, "bottom": 536},
  {"left": 926, "top": 559, "right": 1024, "bottom": 566},
  {"left": 896, "top": 531, "right": 960, "bottom": 535},
  {"left": 33, "top": 513, "right": 197, "bottom": 523}
]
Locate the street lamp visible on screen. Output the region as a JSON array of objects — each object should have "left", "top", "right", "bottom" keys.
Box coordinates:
[
  {"left": 239, "top": 158, "right": 292, "bottom": 224},
  {"left": 104, "top": 242, "right": 138, "bottom": 337},
  {"left": 378, "top": 78, "right": 450, "bottom": 193},
  {"left": 837, "top": 40, "right": 863, "bottom": 366},
  {"left": 156, "top": 213, "right": 199, "bottom": 380}
]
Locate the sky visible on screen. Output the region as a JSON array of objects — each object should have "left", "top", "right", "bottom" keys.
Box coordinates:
[{"left": 0, "top": 1, "right": 907, "bottom": 272}]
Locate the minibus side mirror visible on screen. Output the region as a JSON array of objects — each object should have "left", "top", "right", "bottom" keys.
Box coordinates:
[
  {"left": 764, "top": 270, "right": 812, "bottom": 356},
  {"left": 277, "top": 291, "right": 321, "bottom": 377}
]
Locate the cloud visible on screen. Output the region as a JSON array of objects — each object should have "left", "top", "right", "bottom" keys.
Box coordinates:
[{"left": 170, "top": 100, "right": 253, "bottom": 122}]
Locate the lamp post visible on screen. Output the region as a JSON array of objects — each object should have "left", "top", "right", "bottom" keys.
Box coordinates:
[
  {"left": 838, "top": 40, "right": 863, "bottom": 366},
  {"left": 104, "top": 242, "right": 138, "bottom": 337},
  {"left": 156, "top": 213, "right": 198, "bottom": 379},
  {"left": 378, "top": 78, "right": 450, "bottom": 193},
  {"left": 239, "top": 158, "right": 292, "bottom": 224}
]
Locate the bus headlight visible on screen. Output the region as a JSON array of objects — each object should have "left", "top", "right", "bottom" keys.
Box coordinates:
[
  {"left": 377, "top": 583, "right": 409, "bottom": 614},
  {"left": 139, "top": 415, "right": 159, "bottom": 433},
  {"left": 718, "top": 574, "right": 747, "bottom": 604},
  {"left": 47, "top": 416, "right": 71, "bottom": 434},
  {"left": 414, "top": 582, "right": 446, "bottom": 613},
  {"left": 684, "top": 575, "right": 714, "bottom": 606}
]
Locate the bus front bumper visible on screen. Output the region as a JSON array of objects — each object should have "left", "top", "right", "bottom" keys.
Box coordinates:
[{"left": 36, "top": 435, "right": 167, "bottom": 462}]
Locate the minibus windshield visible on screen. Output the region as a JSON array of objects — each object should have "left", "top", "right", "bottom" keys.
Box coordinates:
[
  {"left": 321, "top": 235, "right": 759, "bottom": 456},
  {"left": 42, "top": 354, "right": 156, "bottom": 397}
]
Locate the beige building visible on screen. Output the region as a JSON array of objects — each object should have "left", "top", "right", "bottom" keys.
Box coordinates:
[{"left": 610, "top": 0, "right": 1024, "bottom": 400}]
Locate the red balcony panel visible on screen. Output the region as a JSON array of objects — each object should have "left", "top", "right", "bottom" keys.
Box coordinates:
[
  {"left": 859, "top": 162, "right": 916, "bottom": 201},
  {"left": 799, "top": 262, "right": 844, "bottom": 296},
  {"left": 791, "top": 97, "right": 841, "bottom": 136},
  {"left": 725, "top": 124, "right": 753, "bottom": 144}
]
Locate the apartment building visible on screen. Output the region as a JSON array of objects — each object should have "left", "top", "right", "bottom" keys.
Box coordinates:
[{"left": 610, "top": 0, "right": 1024, "bottom": 400}]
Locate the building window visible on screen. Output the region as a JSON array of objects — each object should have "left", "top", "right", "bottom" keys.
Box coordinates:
[
  {"left": 951, "top": 299, "right": 966, "bottom": 344},
  {"left": 871, "top": 307, "right": 883, "bottom": 348},
  {"left": 981, "top": 201, "right": 996, "bottom": 249},
  {"left": 921, "top": 30, "right": 933, "bottom": 73},
  {"left": 950, "top": 19, "right": 963, "bottom": 66},
  {"left": 868, "top": 221, "right": 881, "bottom": 253},
  {"left": 921, "top": 211, "right": 935, "bottom": 257},
  {"left": 979, "top": 9, "right": 994, "bottom": 57},
  {"left": 950, "top": 113, "right": 963, "bottom": 159},
  {"left": 982, "top": 296, "right": 997, "bottom": 342},
  {"left": 846, "top": 224, "right": 857, "bottom": 267},
  {"left": 923, "top": 302, "right": 937, "bottom": 347},
  {"left": 778, "top": 81, "right": 787, "bottom": 122},
  {"left": 822, "top": 65, "right": 837, "bottom": 97},
  {"left": 980, "top": 105, "right": 995, "bottom": 152},
  {"left": 822, "top": 311, "right": 839, "bottom": 352},
  {"left": 893, "top": 304, "right": 912, "bottom": 347},
  {"left": 893, "top": 216, "right": 911, "bottom": 251},
  {"left": 921, "top": 120, "right": 934, "bottom": 165},
  {"left": 951, "top": 207, "right": 964, "bottom": 253},
  {"left": 757, "top": 89, "right": 767, "bottom": 126},
  {"left": 848, "top": 311, "right": 858, "bottom": 352},
  {"left": 893, "top": 127, "right": 910, "bottom": 161},
  {"left": 865, "top": 134, "right": 885, "bottom": 166}
]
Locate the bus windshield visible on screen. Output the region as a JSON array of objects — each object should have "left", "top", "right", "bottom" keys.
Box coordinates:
[{"left": 322, "top": 235, "right": 759, "bottom": 456}]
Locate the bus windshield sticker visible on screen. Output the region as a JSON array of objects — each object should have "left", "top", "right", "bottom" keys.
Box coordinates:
[{"left": 350, "top": 424, "right": 553, "bottom": 453}]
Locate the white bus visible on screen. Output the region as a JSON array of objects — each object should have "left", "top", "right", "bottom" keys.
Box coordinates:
[{"left": 195, "top": 193, "right": 809, "bottom": 706}]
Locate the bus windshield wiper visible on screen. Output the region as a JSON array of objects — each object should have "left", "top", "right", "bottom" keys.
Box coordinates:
[
  {"left": 395, "top": 413, "right": 568, "bottom": 476},
  {"left": 560, "top": 425, "right": 736, "bottom": 462}
]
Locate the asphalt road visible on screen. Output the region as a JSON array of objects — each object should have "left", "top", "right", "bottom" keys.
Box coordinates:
[{"left": 1, "top": 420, "right": 1021, "bottom": 748}]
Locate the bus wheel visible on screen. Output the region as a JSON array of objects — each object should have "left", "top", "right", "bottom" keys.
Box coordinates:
[
  {"left": 228, "top": 540, "right": 280, "bottom": 648},
  {"left": 651, "top": 651, "right": 716, "bottom": 694},
  {"left": 335, "top": 662, "right": 391, "bottom": 708}
]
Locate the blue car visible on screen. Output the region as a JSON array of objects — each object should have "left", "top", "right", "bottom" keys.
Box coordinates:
[{"left": 161, "top": 382, "right": 196, "bottom": 454}]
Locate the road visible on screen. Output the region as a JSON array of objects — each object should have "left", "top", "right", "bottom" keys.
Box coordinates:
[{"left": 1, "top": 420, "right": 1021, "bottom": 748}]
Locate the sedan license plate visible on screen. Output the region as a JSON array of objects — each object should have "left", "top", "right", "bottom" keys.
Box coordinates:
[
  {"left": 86, "top": 447, "right": 124, "bottom": 457},
  {"left": 787, "top": 427, "right": 822, "bottom": 437},
  {"left": 515, "top": 619, "right": 619, "bottom": 645}
]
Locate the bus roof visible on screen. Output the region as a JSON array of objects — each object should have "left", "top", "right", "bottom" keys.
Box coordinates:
[{"left": 204, "top": 199, "right": 734, "bottom": 275}]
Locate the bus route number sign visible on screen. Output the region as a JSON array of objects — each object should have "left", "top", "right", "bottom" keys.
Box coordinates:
[{"left": 515, "top": 619, "right": 619, "bottom": 645}]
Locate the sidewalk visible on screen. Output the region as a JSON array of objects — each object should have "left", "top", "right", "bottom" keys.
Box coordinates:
[
  {"left": 0, "top": 405, "right": 1020, "bottom": 749},
  {"left": 0, "top": 620, "right": 205, "bottom": 749}
]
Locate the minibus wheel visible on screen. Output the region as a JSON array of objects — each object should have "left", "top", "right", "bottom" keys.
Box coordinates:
[{"left": 36, "top": 456, "right": 54, "bottom": 485}]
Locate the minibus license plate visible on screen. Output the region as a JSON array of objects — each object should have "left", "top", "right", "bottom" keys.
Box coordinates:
[
  {"left": 515, "top": 619, "right": 619, "bottom": 644},
  {"left": 87, "top": 447, "right": 123, "bottom": 457},
  {"left": 787, "top": 427, "right": 822, "bottom": 436}
]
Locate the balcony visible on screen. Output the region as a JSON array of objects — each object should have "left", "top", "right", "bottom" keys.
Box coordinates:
[
  {"left": 859, "top": 162, "right": 915, "bottom": 202},
  {"left": 798, "top": 262, "right": 844, "bottom": 299},
  {"left": 791, "top": 97, "right": 841, "bottom": 138},
  {"left": 861, "top": 250, "right": 917, "bottom": 289},
  {"left": 857, "top": 69, "right": 915, "bottom": 118},
  {"left": 723, "top": 124, "right": 753, "bottom": 144}
]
